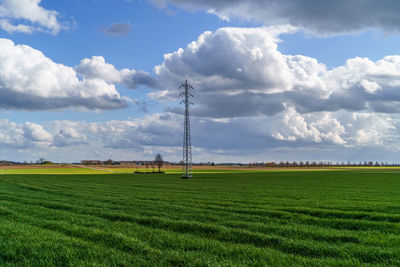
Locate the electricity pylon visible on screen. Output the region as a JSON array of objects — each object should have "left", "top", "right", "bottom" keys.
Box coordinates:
[{"left": 179, "top": 80, "right": 193, "bottom": 179}]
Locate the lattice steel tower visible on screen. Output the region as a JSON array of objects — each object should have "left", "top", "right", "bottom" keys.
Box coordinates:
[{"left": 179, "top": 80, "right": 193, "bottom": 178}]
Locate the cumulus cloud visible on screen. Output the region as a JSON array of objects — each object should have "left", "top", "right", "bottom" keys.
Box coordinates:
[
  {"left": 155, "top": 26, "right": 320, "bottom": 117},
  {"left": 270, "top": 107, "right": 346, "bottom": 145},
  {"left": 0, "top": 120, "right": 52, "bottom": 148},
  {"left": 102, "top": 23, "right": 131, "bottom": 36},
  {"left": 75, "top": 56, "right": 122, "bottom": 83},
  {"left": 75, "top": 56, "right": 160, "bottom": 89},
  {"left": 0, "top": 39, "right": 128, "bottom": 110},
  {"left": 23, "top": 122, "right": 53, "bottom": 147},
  {"left": 0, "top": 118, "right": 25, "bottom": 147},
  {"left": 349, "top": 113, "right": 397, "bottom": 146},
  {"left": 0, "top": 0, "right": 63, "bottom": 34},
  {"left": 150, "top": 0, "right": 400, "bottom": 35},
  {"left": 155, "top": 27, "right": 400, "bottom": 119},
  {"left": 53, "top": 127, "right": 88, "bottom": 147},
  {"left": 2, "top": 110, "right": 400, "bottom": 162}
]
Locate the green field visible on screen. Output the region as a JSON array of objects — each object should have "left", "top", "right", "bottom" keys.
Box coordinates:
[{"left": 1, "top": 169, "right": 400, "bottom": 266}]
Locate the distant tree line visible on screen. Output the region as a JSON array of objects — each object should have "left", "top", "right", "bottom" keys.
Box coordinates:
[{"left": 248, "top": 161, "right": 400, "bottom": 168}]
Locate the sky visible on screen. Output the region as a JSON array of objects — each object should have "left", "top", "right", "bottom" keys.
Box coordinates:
[{"left": 2, "top": 0, "right": 400, "bottom": 163}]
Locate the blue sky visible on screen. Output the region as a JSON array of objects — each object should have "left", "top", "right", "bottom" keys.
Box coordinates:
[
  {"left": 3, "top": 0, "right": 252, "bottom": 124},
  {"left": 2, "top": 0, "right": 400, "bottom": 163}
]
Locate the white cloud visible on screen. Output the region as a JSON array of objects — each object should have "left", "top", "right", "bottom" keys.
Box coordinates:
[
  {"left": 53, "top": 127, "right": 88, "bottom": 147},
  {"left": 349, "top": 113, "right": 397, "bottom": 145},
  {"left": 126, "top": 26, "right": 400, "bottom": 161},
  {"left": 1, "top": 18, "right": 400, "bottom": 162},
  {"left": 75, "top": 56, "right": 122, "bottom": 84},
  {"left": 75, "top": 56, "right": 160, "bottom": 89},
  {"left": 0, "top": 108, "right": 399, "bottom": 162},
  {"left": 147, "top": 90, "right": 174, "bottom": 102},
  {"left": 0, "top": 39, "right": 128, "bottom": 110},
  {"left": 1, "top": 110, "right": 400, "bottom": 162},
  {"left": 206, "top": 9, "right": 230, "bottom": 22},
  {"left": 0, "top": 0, "right": 63, "bottom": 34},
  {"left": 155, "top": 26, "right": 298, "bottom": 94},
  {"left": 0, "top": 120, "right": 52, "bottom": 148},
  {"left": 155, "top": 27, "right": 400, "bottom": 118},
  {"left": 23, "top": 122, "right": 53, "bottom": 147},
  {"left": 270, "top": 107, "right": 346, "bottom": 145},
  {"left": 360, "top": 79, "right": 381, "bottom": 94},
  {"left": 150, "top": 0, "right": 400, "bottom": 35},
  {"left": 0, "top": 118, "right": 24, "bottom": 147},
  {"left": 0, "top": 19, "right": 33, "bottom": 33}
]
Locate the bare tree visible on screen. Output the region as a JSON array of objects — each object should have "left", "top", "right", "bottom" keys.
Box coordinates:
[
  {"left": 36, "top": 157, "right": 46, "bottom": 164},
  {"left": 154, "top": 154, "right": 164, "bottom": 173},
  {"left": 104, "top": 159, "right": 113, "bottom": 165}
]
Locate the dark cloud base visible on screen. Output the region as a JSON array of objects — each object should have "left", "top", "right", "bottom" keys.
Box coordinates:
[{"left": 0, "top": 89, "right": 128, "bottom": 111}]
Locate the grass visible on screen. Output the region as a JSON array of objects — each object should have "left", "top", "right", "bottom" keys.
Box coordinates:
[{"left": 1, "top": 169, "right": 400, "bottom": 266}]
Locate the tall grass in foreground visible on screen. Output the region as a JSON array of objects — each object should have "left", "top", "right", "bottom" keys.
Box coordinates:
[{"left": 1, "top": 170, "right": 400, "bottom": 266}]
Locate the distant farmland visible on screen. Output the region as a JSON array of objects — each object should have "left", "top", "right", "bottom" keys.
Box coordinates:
[{"left": 1, "top": 168, "right": 400, "bottom": 266}]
